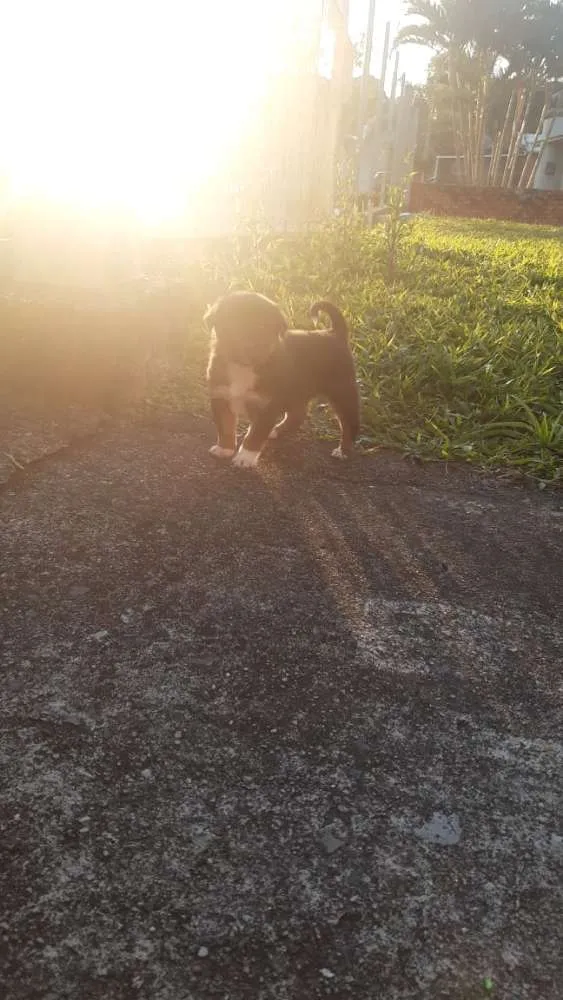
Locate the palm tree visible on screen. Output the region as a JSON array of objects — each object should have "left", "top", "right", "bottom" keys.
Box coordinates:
[
  {"left": 503, "top": 0, "right": 563, "bottom": 81},
  {"left": 396, "top": 0, "right": 563, "bottom": 186},
  {"left": 489, "top": 1, "right": 563, "bottom": 186},
  {"left": 396, "top": 0, "right": 507, "bottom": 182}
]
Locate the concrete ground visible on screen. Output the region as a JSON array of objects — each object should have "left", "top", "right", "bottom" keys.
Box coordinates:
[{"left": 1, "top": 415, "right": 562, "bottom": 1000}]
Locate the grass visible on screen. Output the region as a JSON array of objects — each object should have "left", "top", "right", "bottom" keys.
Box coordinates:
[
  {"left": 165, "top": 211, "right": 561, "bottom": 485},
  {"left": 2, "top": 212, "right": 562, "bottom": 485}
]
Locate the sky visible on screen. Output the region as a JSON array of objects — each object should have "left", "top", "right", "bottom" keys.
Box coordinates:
[
  {"left": 0, "top": 0, "right": 432, "bottom": 224},
  {"left": 348, "top": 0, "right": 433, "bottom": 88}
]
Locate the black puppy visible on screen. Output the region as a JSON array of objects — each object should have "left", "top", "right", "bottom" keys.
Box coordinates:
[{"left": 205, "top": 291, "right": 360, "bottom": 468}]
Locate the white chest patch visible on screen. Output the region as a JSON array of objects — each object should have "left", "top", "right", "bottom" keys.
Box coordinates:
[{"left": 227, "top": 363, "right": 258, "bottom": 414}]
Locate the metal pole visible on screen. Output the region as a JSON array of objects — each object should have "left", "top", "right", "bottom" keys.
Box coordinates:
[
  {"left": 358, "top": 0, "right": 376, "bottom": 139},
  {"left": 379, "top": 21, "right": 391, "bottom": 103},
  {"left": 390, "top": 49, "right": 400, "bottom": 104},
  {"left": 376, "top": 21, "right": 391, "bottom": 204},
  {"left": 386, "top": 49, "right": 400, "bottom": 186}
]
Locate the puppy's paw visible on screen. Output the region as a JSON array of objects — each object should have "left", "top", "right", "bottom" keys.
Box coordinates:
[
  {"left": 331, "top": 446, "right": 349, "bottom": 461},
  {"left": 232, "top": 447, "right": 260, "bottom": 469},
  {"left": 210, "top": 444, "right": 236, "bottom": 459}
]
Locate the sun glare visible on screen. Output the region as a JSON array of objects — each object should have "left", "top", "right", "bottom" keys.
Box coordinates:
[{"left": 1, "top": 0, "right": 318, "bottom": 229}]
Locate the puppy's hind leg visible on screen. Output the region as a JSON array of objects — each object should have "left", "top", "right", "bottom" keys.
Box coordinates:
[
  {"left": 327, "top": 383, "right": 360, "bottom": 460},
  {"left": 269, "top": 402, "right": 308, "bottom": 440},
  {"left": 210, "top": 396, "right": 237, "bottom": 458}
]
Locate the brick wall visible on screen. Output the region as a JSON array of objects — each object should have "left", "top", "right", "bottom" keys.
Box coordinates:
[{"left": 408, "top": 182, "right": 563, "bottom": 226}]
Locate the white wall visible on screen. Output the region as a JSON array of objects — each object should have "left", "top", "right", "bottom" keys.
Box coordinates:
[{"left": 534, "top": 139, "right": 563, "bottom": 192}]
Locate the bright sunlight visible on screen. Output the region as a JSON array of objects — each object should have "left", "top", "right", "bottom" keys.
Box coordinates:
[{"left": 1, "top": 0, "right": 322, "bottom": 228}]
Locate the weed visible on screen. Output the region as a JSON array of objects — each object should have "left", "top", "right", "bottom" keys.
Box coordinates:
[{"left": 383, "top": 185, "right": 411, "bottom": 282}]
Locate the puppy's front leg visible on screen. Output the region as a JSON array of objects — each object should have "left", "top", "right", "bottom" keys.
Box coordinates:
[
  {"left": 232, "top": 404, "right": 280, "bottom": 469},
  {"left": 209, "top": 396, "right": 237, "bottom": 458}
]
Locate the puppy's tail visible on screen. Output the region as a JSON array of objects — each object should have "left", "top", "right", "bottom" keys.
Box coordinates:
[{"left": 310, "top": 301, "right": 348, "bottom": 343}]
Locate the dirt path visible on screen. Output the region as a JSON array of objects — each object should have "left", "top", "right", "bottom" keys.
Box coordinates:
[{"left": 1, "top": 418, "right": 562, "bottom": 1000}]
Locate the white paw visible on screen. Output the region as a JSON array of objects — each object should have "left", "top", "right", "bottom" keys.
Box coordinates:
[
  {"left": 331, "top": 446, "right": 349, "bottom": 460},
  {"left": 209, "top": 444, "right": 236, "bottom": 459},
  {"left": 232, "top": 447, "right": 260, "bottom": 469},
  {"left": 268, "top": 427, "right": 279, "bottom": 440}
]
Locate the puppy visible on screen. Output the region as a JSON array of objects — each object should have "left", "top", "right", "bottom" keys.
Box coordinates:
[{"left": 205, "top": 290, "right": 360, "bottom": 468}]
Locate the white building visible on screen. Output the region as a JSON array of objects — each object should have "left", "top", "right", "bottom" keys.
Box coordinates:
[{"left": 533, "top": 90, "right": 563, "bottom": 191}]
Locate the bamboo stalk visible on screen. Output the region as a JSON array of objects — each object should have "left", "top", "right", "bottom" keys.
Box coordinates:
[
  {"left": 458, "top": 81, "right": 472, "bottom": 184},
  {"left": 526, "top": 102, "right": 557, "bottom": 189},
  {"left": 518, "top": 86, "right": 550, "bottom": 190},
  {"left": 501, "top": 86, "right": 525, "bottom": 186},
  {"left": 473, "top": 91, "right": 483, "bottom": 184},
  {"left": 475, "top": 74, "right": 490, "bottom": 186},
  {"left": 467, "top": 106, "right": 474, "bottom": 183},
  {"left": 491, "top": 89, "right": 517, "bottom": 186},
  {"left": 487, "top": 129, "right": 502, "bottom": 185},
  {"left": 449, "top": 52, "right": 465, "bottom": 182},
  {"left": 462, "top": 96, "right": 472, "bottom": 183},
  {"left": 506, "top": 87, "right": 533, "bottom": 188},
  {"left": 472, "top": 107, "right": 480, "bottom": 184},
  {"left": 465, "top": 74, "right": 475, "bottom": 185}
]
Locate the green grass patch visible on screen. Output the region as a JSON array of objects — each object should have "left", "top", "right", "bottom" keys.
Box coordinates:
[
  {"left": 164, "top": 212, "right": 561, "bottom": 485},
  {"left": 2, "top": 214, "right": 561, "bottom": 484}
]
